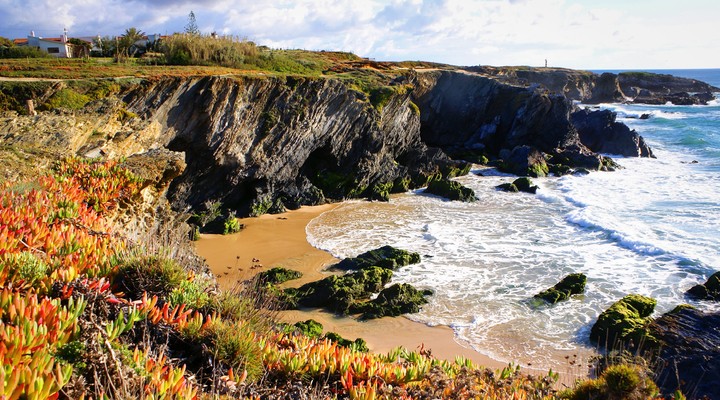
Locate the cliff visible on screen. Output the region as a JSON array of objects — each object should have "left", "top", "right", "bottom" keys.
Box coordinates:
[
  {"left": 469, "top": 66, "right": 719, "bottom": 105},
  {"left": 1, "top": 67, "right": 655, "bottom": 220}
]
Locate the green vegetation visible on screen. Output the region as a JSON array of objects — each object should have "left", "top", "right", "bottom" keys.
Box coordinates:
[
  {"left": 222, "top": 215, "right": 243, "bottom": 234},
  {"left": 560, "top": 363, "right": 659, "bottom": 400}
]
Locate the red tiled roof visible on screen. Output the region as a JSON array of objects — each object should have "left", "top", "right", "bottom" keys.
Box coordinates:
[{"left": 13, "top": 38, "right": 28, "bottom": 45}]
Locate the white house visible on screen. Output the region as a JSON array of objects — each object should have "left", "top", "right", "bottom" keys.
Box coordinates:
[{"left": 24, "top": 29, "right": 77, "bottom": 58}]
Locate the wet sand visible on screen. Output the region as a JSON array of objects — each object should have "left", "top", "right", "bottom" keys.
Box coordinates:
[{"left": 194, "top": 204, "right": 508, "bottom": 370}]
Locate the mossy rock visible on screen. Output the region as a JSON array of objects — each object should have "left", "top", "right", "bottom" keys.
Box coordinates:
[
  {"left": 512, "top": 177, "right": 538, "bottom": 194},
  {"left": 351, "top": 283, "right": 430, "bottom": 320},
  {"left": 686, "top": 271, "right": 720, "bottom": 301},
  {"left": 293, "top": 319, "right": 323, "bottom": 338},
  {"left": 425, "top": 179, "right": 477, "bottom": 202},
  {"left": 257, "top": 267, "right": 302, "bottom": 285},
  {"left": 324, "top": 332, "right": 369, "bottom": 352},
  {"left": 534, "top": 273, "right": 586, "bottom": 304},
  {"left": 441, "top": 162, "right": 472, "bottom": 179},
  {"left": 333, "top": 245, "right": 421, "bottom": 272},
  {"left": 287, "top": 266, "right": 393, "bottom": 314},
  {"left": 589, "top": 294, "right": 658, "bottom": 348},
  {"left": 549, "top": 163, "right": 572, "bottom": 176},
  {"left": 496, "top": 182, "right": 519, "bottom": 192}
]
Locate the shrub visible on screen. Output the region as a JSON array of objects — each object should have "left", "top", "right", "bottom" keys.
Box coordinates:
[
  {"left": 44, "top": 88, "right": 91, "bottom": 110},
  {"left": 209, "top": 320, "right": 264, "bottom": 382},
  {"left": 223, "top": 216, "right": 243, "bottom": 235},
  {"left": 112, "top": 254, "right": 186, "bottom": 299},
  {"left": 168, "top": 276, "right": 212, "bottom": 310},
  {"left": 1, "top": 251, "right": 49, "bottom": 287}
]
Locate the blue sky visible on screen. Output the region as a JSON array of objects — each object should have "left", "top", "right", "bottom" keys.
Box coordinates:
[{"left": 1, "top": 0, "right": 718, "bottom": 69}]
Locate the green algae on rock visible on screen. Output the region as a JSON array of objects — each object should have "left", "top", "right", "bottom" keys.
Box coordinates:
[
  {"left": 351, "top": 283, "right": 431, "bottom": 320},
  {"left": 424, "top": 179, "right": 477, "bottom": 202},
  {"left": 257, "top": 267, "right": 303, "bottom": 285},
  {"left": 534, "top": 273, "right": 586, "bottom": 304},
  {"left": 332, "top": 245, "right": 421, "bottom": 272},
  {"left": 590, "top": 294, "right": 658, "bottom": 348}
]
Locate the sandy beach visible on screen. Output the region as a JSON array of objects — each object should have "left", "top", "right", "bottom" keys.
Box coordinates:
[{"left": 194, "top": 204, "right": 508, "bottom": 370}]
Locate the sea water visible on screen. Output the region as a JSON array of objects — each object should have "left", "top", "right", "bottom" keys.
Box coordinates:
[{"left": 306, "top": 69, "right": 720, "bottom": 370}]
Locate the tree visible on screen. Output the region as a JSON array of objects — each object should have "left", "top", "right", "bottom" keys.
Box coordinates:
[
  {"left": 185, "top": 11, "right": 200, "bottom": 35},
  {"left": 67, "top": 38, "right": 91, "bottom": 58},
  {"left": 116, "top": 27, "right": 145, "bottom": 60},
  {"left": 0, "top": 36, "right": 13, "bottom": 48},
  {"left": 93, "top": 35, "right": 116, "bottom": 57}
]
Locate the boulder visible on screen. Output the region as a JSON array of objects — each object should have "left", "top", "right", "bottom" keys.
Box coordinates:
[
  {"left": 285, "top": 266, "right": 393, "bottom": 314},
  {"left": 589, "top": 294, "right": 658, "bottom": 348},
  {"left": 332, "top": 245, "right": 421, "bottom": 271},
  {"left": 498, "top": 146, "right": 549, "bottom": 177},
  {"left": 686, "top": 271, "right": 720, "bottom": 301},
  {"left": 257, "top": 267, "right": 303, "bottom": 285},
  {"left": 424, "top": 179, "right": 477, "bottom": 202},
  {"left": 571, "top": 108, "right": 654, "bottom": 158},
  {"left": 496, "top": 177, "right": 539, "bottom": 194},
  {"left": 534, "top": 273, "right": 586, "bottom": 304},
  {"left": 351, "top": 283, "right": 430, "bottom": 320},
  {"left": 650, "top": 307, "right": 720, "bottom": 398}
]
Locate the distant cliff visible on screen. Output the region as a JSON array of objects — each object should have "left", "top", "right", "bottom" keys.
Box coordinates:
[{"left": 469, "top": 66, "right": 719, "bottom": 105}]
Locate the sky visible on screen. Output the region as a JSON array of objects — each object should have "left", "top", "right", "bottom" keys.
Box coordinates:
[{"left": 1, "top": 0, "right": 718, "bottom": 70}]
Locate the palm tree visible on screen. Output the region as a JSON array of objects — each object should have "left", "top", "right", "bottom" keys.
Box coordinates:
[{"left": 116, "top": 27, "right": 145, "bottom": 61}]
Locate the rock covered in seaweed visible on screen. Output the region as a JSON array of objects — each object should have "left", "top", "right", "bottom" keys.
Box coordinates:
[
  {"left": 589, "top": 294, "right": 657, "bottom": 348},
  {"left": 424, "top": 179, "right": 477, "bottom": 202},
  {"left": 332, "top": 245, "right": 421, "bottom": 271},
  {"left": 686, "top": 271, "right": 720, "bottom": 301},
  {"left": 351, "top": 283, "right": 431, "bottom": 320},
  {"left": 534, "top": 273, "right": 586, "bottom": 304},
  {"left": 496, "top": 177, "right": 539, "bottom": 194}
]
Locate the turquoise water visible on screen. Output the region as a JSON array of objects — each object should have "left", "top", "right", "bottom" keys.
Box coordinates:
[{"left": 307, "top": 70, "right": 720, "bottom": 370}]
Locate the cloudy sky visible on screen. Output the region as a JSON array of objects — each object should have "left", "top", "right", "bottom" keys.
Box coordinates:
[{"left": 1, "top": 0, "right": 717, "bottom": 69}]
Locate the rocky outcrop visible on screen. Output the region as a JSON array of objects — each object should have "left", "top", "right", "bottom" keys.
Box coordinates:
[
  {"left": 650, "top": 307, "right": 720, "bottom": 398},
  {"left": 424, "top": 179, "right": 477, "bottom": 202},
  {"left": 412, "top": 70, "right": 650, "bottom": 175},
  {"left": 534, "top": 273, "right": 586, "bottom": 304},
  {"left": 618, "top": 72, "right": 718, "bottom": 105},
  {"left": 332, "top": 245, "right": 421, "bottom": 272},
  {"left": 467, "top": 66, "right": 596, "bottom": 100},
  {"left": 2, "top": 70, "right": 654, "bottom": 218},
  {"left": 121, "top": 76, "right": 467, "bottom": 216},
  {"left": 590, "top": 294, "right": 657, "bottom": 348},
  {"left": 497, "top": 177, "right": 539, "bottom": 194},
  {"left": 686, "top": 271, "right": 720, "bottom": 300},
  {"left": 467, "top": 66, "right": 719, "bottom": 105},
  {"left": 571, "top": 108, "right": 655, "bottom": 157}
]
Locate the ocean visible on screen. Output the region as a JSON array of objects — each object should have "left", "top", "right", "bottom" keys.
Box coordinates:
[{"left": 306, "top": 69, "right": 720, "bottom": 370}]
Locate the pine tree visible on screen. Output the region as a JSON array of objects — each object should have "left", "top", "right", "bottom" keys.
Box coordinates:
[{"left": 185, "top": 11, "right": 200, "bottom": 35}]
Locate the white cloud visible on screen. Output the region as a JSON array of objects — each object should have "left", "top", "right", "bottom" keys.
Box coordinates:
[{"left": 1, "top": 0, "right": 718, "bottom": 68}]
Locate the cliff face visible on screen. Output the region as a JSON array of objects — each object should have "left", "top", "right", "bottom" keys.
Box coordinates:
[
  {"left": 122, "top": 75, "right": 459, "bottom": 215},
  {"left": 412, "top": 70, "right": 640, "bottom": 172},
  {"left": 1, "top": 68, "right": 656, "bottom": 218}
]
